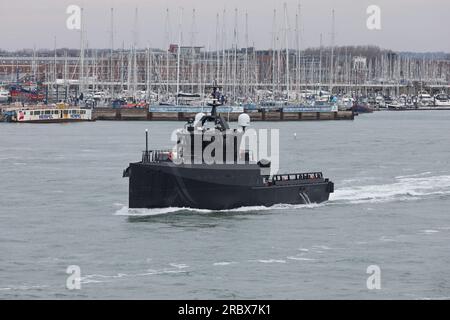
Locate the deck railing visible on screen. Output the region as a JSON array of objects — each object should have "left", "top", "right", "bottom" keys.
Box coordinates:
[
  {"left": 142, "top": 150, "right": 172, "bottom": 163},
  {"left": 272, "top": 172, "right": 323, "bottom": 182}
]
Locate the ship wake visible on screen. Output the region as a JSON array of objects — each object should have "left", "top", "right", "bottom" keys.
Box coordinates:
[
  {"left": 330, "top": 173, "right": 450, "bottom": 204},
  {"left": 114, "top": 203, "right": 323, "bottom": 216}
]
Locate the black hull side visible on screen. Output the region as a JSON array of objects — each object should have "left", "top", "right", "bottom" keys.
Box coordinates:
[{"left": 128, "top": 163, "right": 332, "bottom": 210}]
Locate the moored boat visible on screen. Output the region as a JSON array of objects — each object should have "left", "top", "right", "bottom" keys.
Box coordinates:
[
  {"left": 433, "top": 93, "right": 450, "bottom": 109},
  {"left": 0, "top": 87, "right": 11, "bottom": 103},
  {"left": 3, "top": 104, "right": 93, "bottom": 123}
]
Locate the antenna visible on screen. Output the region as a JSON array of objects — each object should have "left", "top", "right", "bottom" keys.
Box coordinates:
[{"left": 145, "top": 129, "right": 149, "bottom": 154}]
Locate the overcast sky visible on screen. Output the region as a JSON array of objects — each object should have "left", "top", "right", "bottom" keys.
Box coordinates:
[{"left": 1, "top": 0, "right": 449, "bottom": 52}]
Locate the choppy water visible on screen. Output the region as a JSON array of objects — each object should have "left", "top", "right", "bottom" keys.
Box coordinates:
[{"left": 1, "top": 111, "right": 450, "bottom": 299}]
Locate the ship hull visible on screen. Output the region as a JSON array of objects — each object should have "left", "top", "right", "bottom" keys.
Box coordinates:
[{"left": 127, "top": 162, "right": 333, "bottom": 210}]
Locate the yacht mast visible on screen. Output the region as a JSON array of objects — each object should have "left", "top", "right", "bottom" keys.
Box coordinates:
[
  {"left": 244, "top": 11, "right": 249, "bottom": 98},
  {"left": 284, "top": 3, "right": 290, "bottom": 101},
  {"left": 53, "top": 36, "right": 57, "bottom": 94},
  {"left": 190, "top": 9, "right": 197, "bottom": 93},
  {"left": 319, "top": 33, "right": 323, "bottom": 91},
  {"left": 329, "top": 9, "right": 335, "bottom": 94},
  {"left": 176, "top": 7, "right": 184, "bottom": 104},
  {"left": 32, "top": 46, "right": 37, "bottom": 82},
  {"left": 233, "top": 8, "right": 238, "bottom": 102},
  {"left": 120, "top": 41, "right": 124, "bottom": 92},
  {"left": 164, "top": 8, "right": 171, "bottom": 96},
  {"left": 271, "top": 9, "right": 277, "bottom": 95},
  {"left": 110, "top": 7, "right": 114, "bottom": 98},
  {"left": 215, "top": 12, "right": 220, "bottom": 82},
  {"left": 132, "top": 7, "right": 139, "bottom": 98},
  {"left": 221, "top": 8, "right": 227, "bottom": 92},
  {"left": 79, "top": 7, "right": 85, "bottom": 95},
  {"left": 295, "top": 12, "right": 299, "bottom": 94},
  {"left": 146, "top": 46, "right": 151, "bottom": 100}
]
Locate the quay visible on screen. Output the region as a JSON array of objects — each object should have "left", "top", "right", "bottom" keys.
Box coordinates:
[
  {"left": 0, "top": 106, "right": 354, "bottom": 122},
  {"left": 92, "top": 108, "right": 354, "bottom": 121}
]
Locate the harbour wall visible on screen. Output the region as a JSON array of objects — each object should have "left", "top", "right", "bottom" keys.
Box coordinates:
[{"left": 93, "top": 108, "right": 354, "bottom": 121}]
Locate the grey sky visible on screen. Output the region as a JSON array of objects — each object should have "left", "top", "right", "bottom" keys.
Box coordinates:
[{"left": 1, "top": 0, "right": 449, "bottom": 52}]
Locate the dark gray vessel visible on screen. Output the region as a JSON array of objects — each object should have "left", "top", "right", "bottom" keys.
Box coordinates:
[{"left": 123, "top": 86, "right": 334, "bottom": 210}]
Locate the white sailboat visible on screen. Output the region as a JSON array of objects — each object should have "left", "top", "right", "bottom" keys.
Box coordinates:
[
  {"left": 0, "top": 87, "right": 10, "bottom": 103},
  {"left": 434, "top": 93, "right": 450, "bottom": 108}
]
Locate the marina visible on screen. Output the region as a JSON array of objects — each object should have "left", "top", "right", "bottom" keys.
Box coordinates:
[{"left": 1, "top": 7, "right": 449, "bottom": 120}]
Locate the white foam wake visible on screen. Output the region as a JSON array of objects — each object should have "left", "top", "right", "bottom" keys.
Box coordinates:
[
  {"left": 115, "top": 203, "right": 323, "bottom": 216},
  {"left": 330, "top": 174, "right": 450, "bottom": 204}
]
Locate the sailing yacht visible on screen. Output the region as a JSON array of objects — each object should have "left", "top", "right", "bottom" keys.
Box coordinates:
[
  {"left": 434, "top": 93, "right": 450, "bottom": 108},
  {"left": 417, "top": 91, "right": 434, "bottom": 108},
  {"left": 0, "top": 87, "right": 10, "bottom": 103}
]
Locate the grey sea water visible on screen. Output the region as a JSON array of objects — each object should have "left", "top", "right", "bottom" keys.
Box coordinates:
[{"left": 0, "top": 111, "right": 449, "bottom": 299}]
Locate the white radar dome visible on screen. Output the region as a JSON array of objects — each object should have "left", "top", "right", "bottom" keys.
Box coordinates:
[{"left": 238, "top": 113, "right": 251, "bottom": 128}]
